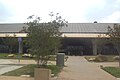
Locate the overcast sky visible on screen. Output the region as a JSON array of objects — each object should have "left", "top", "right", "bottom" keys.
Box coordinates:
[{"left": 0, "top": 0, "right": 120, "bottom": 23}]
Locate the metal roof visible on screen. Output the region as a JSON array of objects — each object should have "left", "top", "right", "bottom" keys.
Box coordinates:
[
  {"left": 60, "top": 23, "right": 119, "bottom": 33},
  {"left": 0, "top": 23, "right": 28, "bottom": 33},
  {"left": 0, "top": 23, "right": 119, "bottom": 33}
]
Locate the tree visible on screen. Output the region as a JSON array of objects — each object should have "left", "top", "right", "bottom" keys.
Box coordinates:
[
  {"left": 107, "top": 24, "right": 120, "bottom": 67},
  {"left": 27, "top": 13, "right": 67, "bottom": 67}
]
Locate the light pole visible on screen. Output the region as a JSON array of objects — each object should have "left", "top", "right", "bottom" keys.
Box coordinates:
[{"left": 18, "top": 37, "right": 22, "bottom": 63}]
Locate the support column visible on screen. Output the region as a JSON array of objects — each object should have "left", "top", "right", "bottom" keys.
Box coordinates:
[{"left": 92, "top": 39, "right": 97, "bottom": 55}]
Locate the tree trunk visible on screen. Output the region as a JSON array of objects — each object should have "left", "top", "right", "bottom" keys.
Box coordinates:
[
  {"left": 119, "top": 53, "right": 120, "bottom": 67},
  {"left": 115, "top": 45, "right": 120, "bottom": 67},
  {"left": 37, "top": 57, "right": 40, "bottom": 68}
]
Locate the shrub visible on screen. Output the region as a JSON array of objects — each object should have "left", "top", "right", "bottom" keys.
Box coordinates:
[
  {"left": 113, "top": 56, "right": 119, "bottom": 61},
  {"left": 94, "top": 55, "right": 107, "bottom": 62},
  {"left": 7, "top": 54, "right": 15, "bottom": 57},
  {"left": 22, "top": 54, "right": 33, "bottom": 58},
  {"left": 88, "top": 57, "right": 96, "bottom": 61}
]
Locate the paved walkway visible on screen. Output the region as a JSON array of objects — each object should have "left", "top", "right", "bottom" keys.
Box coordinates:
[
  {"left": 0, "top": 57, "right": 118, "bottom": 80},
  {"left": 0, "top": 59, "right": 22, "bottom": 75},
  {"left": 57, "top": 56, "right": 117, "bottom": 80}
]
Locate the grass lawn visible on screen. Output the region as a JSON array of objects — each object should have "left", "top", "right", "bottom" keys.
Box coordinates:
[
  {"left": 0, "top": 53, "right": 33, "bottom": 59},
  {"left": 0, "top": 53, "right": 9, "bottom": 59},
  {"left": 102, "top": 67, "right": 120, "bottom": 78},
  {"left": 3, "top": 64, "right": 61, "bottom": 77}
]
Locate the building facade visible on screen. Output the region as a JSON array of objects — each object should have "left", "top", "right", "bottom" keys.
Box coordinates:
[{"left": 0, "top": 23, "right": 119, "bottom": 55}]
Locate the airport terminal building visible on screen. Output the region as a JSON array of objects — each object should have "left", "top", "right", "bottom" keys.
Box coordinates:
[{"left": 0, "top": 23, "right": 118, "bottom": 55}]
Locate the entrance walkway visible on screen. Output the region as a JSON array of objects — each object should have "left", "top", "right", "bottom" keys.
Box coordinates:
[
  {"left": 0, "top": 57, "right": 117, "bottom": 80},
  {"left": 57, "top": 56, "right": 116, "bottom": 80}
]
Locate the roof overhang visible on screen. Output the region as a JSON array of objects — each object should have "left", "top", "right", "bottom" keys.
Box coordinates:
[
  {"left": 0, "top": 33, "right": 28, "bottom": 37},
  {"left": 61, "top": 33, "right": 109, "bottom": 38}
]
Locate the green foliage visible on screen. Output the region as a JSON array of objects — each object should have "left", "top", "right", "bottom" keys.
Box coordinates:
[
  {"left": 43, "top": 65, "right": 61, "bottom": 76},
  {"left": 107, "top": 24, "right": 120, "bottom": 43},
  {"left": 27, "top": 14, "right": 67, "bottom": 66},
  {"left": 102, "top": 67, "right": 120, "bottom": 78},
  {"left": 107, "top": 24, "right": 120, "bottom": 52},
  {"left": 107, "top": 24, "right": 120, "bottom": 67}
]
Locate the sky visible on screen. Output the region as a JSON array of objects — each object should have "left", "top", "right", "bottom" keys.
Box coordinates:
[{"left": 0, "top": 0, "right": 120, "bottom": 23}]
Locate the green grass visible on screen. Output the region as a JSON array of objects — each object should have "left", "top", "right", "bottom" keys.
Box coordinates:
[
  {"left": 102, "top": 67, "right": 120, "bottom": 78},
  {"left": 3, "top": 64, "right": 61, "bottom": 77},
  {"left": 0, "top": 53, "right": 8, "bottom": 59}
]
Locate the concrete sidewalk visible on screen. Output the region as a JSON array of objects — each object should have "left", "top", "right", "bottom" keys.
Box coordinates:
[
  {"left": 0, "top": 59, "right": 34, "bottom": 80},
  {"left": 57, "top": 56, "right": 117, "bottom": 80},
  {"left": 0, "top": 59, "right": 22, "bottom": 75},
  {"left": 0, "top": 76, "right": 34, "bottom": 80}
]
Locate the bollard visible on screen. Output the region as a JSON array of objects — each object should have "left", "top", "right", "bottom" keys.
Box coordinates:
[{"left": 56, "top": 53, "right": 65, "bottom": 67}]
